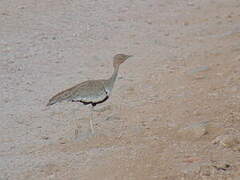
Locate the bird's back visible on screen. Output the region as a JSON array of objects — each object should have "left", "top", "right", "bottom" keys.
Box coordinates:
[{"left": 47, "top": 80, "right": 109, "bottom": 106}]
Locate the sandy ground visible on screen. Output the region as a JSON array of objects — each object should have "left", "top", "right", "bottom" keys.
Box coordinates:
[{"left": 1, "top": 0, "right": 240, "bottom": 179}]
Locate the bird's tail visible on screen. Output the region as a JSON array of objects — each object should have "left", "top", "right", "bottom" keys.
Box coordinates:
[
  {"left": 47, "top": 96, "right": 58, "bottom": 106},
  {"left": 47, "top": 88, "right": 73, "bottom": 106}
]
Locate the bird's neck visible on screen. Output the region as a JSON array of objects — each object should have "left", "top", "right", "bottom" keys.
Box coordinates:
[
  {"left": 106, "top": 65, "right": 119, "bottom": 91},
  {"left": 109, "top": 65, "right": 119, "bottom": 84}
]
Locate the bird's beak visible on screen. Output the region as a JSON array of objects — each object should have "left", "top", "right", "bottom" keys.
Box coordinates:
[{"left": 127, "top": 55, "right": 133, "bottom": 58}]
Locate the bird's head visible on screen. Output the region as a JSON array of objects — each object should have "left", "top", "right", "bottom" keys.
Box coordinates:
[{"left": 113, "top": 54, "right": 133, "bottom": 68}]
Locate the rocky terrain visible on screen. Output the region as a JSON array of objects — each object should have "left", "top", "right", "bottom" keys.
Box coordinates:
[{"left": 1, "top": 0, "right": 240, "bottom": 179}]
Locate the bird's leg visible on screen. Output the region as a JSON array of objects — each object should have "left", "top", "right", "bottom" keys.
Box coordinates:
[
  {"left": 114, "top": 94, "right": 123, "bottom": 112},
  {"left": 75, "top": 129, "right": 79, "bottom": 139},
  {"left": 89, "top": 106, "right": 95, "bottom": 134},
  {"left": 74, "top": 109, "right": 80, "bottom": 139}
]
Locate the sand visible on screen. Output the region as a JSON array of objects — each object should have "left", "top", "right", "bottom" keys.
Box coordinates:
[{"left": 1, "top": 0, "right": 240, "bottom": 179}]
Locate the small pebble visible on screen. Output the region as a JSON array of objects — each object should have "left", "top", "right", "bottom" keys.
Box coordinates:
[{"left": 41, "top": 136, "right": 49, "bottom": 140}]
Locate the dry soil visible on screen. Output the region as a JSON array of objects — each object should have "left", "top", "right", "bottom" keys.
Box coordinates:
[{"left": 1, "top": 0, "right": 240, "bottom": 179}]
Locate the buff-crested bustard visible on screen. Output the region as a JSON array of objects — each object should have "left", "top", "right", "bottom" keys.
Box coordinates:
[{"left": 47, "top": 54, "right": 133, "bottom": 134}]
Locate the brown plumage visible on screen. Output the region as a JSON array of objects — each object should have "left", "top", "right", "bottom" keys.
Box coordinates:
[
  {"left": 47, "top": 80, "right": 109, "bottom": 106},
  {"left": 47, "top": 54, "right": 132, "bottom": 134},
  {"left": 47, "top": 54, "right": 132, "bottom": 107}
]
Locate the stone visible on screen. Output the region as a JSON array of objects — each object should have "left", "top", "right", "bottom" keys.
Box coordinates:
[
  {"left": 212, "top": 133, "right": 240, "bottom": 148},
  {"left": 187, "top": 66, "right": 209, "bottom": 74},
  {"left": 178, "top": 121, "right": 209, "bottom": 139}
]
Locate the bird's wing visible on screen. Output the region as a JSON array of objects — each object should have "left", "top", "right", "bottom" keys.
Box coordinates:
[
  {"left": 71, "top": 80, "right": 108, "bottom": 103},
  {"left": 47, "top": 80, "right": 108, "bottom": 106}
]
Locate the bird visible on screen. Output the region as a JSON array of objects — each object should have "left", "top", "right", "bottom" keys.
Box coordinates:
[{"left": 47, "top": 54, "right": 133, "bottom": 134}]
